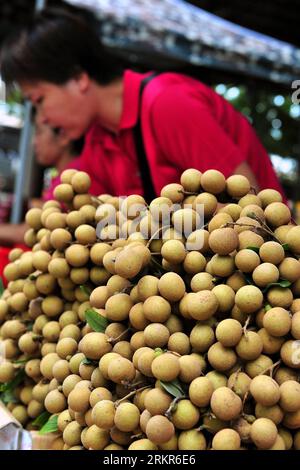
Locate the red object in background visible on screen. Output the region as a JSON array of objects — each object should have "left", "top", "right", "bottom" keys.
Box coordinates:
[
  {"left": 0, "top": 243, "right": 30, "bottom": 287},
  {"left": 79, "top": 70, "right": 286, "bottom": 200},
  {"left": 0, "top": 193, "right": 29, "bottom": 287}
]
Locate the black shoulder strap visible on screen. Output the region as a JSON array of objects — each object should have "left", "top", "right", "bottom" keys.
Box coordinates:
[{"left": 133, "top": 73, "right": 158, "bottom": 203}]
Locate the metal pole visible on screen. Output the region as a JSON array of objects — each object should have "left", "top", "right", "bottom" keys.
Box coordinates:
[{"left": 10, "top": 0, "right": 46, "bottom": 223}]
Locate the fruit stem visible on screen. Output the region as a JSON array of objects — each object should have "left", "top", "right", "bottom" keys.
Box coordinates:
[
  {"left": 32, "top": 334, "right": 43, "bottom": 342},
  {"left": 242, "top": 391, "right": 249, "bottom": 410},
  {"left": 91, "top": 195, "right": 104, "bottom": 206},
  {"left": 120, "top": 284, "right": 134, "bottom": 294},
  {"left": 242, "top": 315, "right": 251, "bottom": 339},
  {"left": 228, "top": 367, "right": 242, "bottom": 390},
  {"left": 165, "top": 396, "right": 187, "bottom": 420},
  {"left": 146, "top": 225, "right": 171, "bottom": 248},
  {"left": 107, "top": 327, "right": 132, "bottom": 345},
  {"left": 124, "top": 380, "right": 150, "bottom": 390},
  {"left": 130, "top": 433, "right": 144, "bottom": 441},
  {"left": 259, "top": 359, "right": 281, "bottom": 377},
  {"left": 248, "top": 214, "right": 283, "bottom": 244},
  {"left": 114, "top": 385, "right": 151, "bottom": 408},
  {"left": 179, "top": 190, "right": 198, "bottom": 196},
  {"left": 196, "top": 424, "right": 208, "bottom": 432},
  {"left": 166, "top": 350, "right": 182, "bottom": 358}
]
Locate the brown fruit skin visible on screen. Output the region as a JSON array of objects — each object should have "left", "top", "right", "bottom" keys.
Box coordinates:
[
  {"left": 212, "top": 429, "right": 241, "bottom": 450},
  {"left": 249, "top": 375, "right": 280, "bottom": 406},
  {"left": 286, "top": 226, "right": 300, "bottom": 255},
  {"left": 158, "top": 273, "right": 186, "bottom": 302},
  {"left": 252, "top": 263, "right": 279, "bottom": 288},
  {"left": 255, "top": 403, "right": 284, "bottom": 425},
  {"left": 259, "top": 241, "right": 285, "bottom": 265},
  {"left": 105, "top": 293, "right": 133, "bottom": 321},
  {"left": 235, "top": 331, "right": 263, "bottom": 361},
  {"left": 264, "top": 202, "right": 291, "bottom": 227},
  {"left": 189, "top": 377, "right": 214, "bottom": 407},
  {"left": 114, "top": 403, "right": 140, "bottom": 432},
  {"left": 85, "top": 425, "right": 110, "bottom": 450},
  {"left": 168, "top": 332, "right": 191, "bottom": 355},
  {"left": 128, "top": 439, "right": 158, "bottom": 451},
  {"left": 262, "top": 307, "right": 292, "bottom": 337},
  {"left": 179, "top": 355, "right": 203, "bottom": 383},
  {"left": 171, "top": 399, "right": 200, "bottom": 430},
  {"left": 235, "top": 285, "right": 263, "bottom": 314},
  {"left": 250, "top": 418, "right": 278, "bottom": 449},
  {"left": 186, "top": 290, "right": 219, "bottom": 321},
  {"left": 215, "top": 319, "right": 242, "bottom": 347},
  {"left": 291, "top": 311, "right": 300, "bottom": 340},
  {"left": 279, "top": 380, "right": 300, "bottom": 412},
  {"left": 207, "top": 342, "right": 237, "bottom": 372},
  {"left": 107, "top": 356, "right": 136, "bottom": 384},
  {"left": 79, "top": 332, "right": 112, "bottom": 360},
  {"left": 44, "top": 389, "right": 67, "bottom": 414},
  {"left": 226, "top": 174, "right": 251, "bottom": 198},
  {"left": 143, "top": 296, "right": 171, "bottom": 323},
  {"left": 68, "top": 386, "right": 91, "bottom": 413},
  {"left": 151, "top": 353, "right": 180, "bottom": 381},
  {"left": 208, "top": 228, "right": 238, "bottom": 255},
  {"left": 146, "top": 416, "right": 175, "bottom": 444},
  {"left": 283, "top": 409, "right": 300, "bottom": 429},
  {"left": 210, "top": 387, "right": 242, "bottom": 421},
  {"left": 258, "top": 189, "right": 282, "bottom": 208},
  {"left": 144, "top": 388, "right": 172, "bottom": 415},
  {"left": 280, "top": 340, "right": 300, "bottom": 369}
]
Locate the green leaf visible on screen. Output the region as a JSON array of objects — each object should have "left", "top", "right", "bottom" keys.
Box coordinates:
[
  {"left": 80, "top": 285, "right": 91, "bottom": 296},
  {"left": 282, "top": 243, "right": 290, "bottom": 252},
  {"left": 243, "top": 273, "right": 254, "bottom": 285},
  {"left": 81, "top": 357, "right": 97, "bottom": 366},
  {"left": 262, "top": 279, "right": 292, "bottom": 293},
  {"left": 39, "top": 415, "right": 58, "bottom": 435},
  {"left": 0, "top": 389, "right": 18, "bottom": 404},
  {"left": 264, "top": 304, "right": 272, "bottom": 312},
  {"left": 0, "top": 368, "right": 26, "bottom": 393},
  {"left": 85, "top": 309, "right": 109, "bottom": 332},
  {"left": 154, "top": 348, "right": 163, "bottom": 357},
  {"left": 32, "top": 411, "right": 51, "bottom": 429},
  {"left": 26, "top": 322, "right": 34, "bottom": 332},
  {"left": 150, "top": 256, "right": 167, "bottom": 273},
  {"left": 246, "top": 212, "right": 259, "bottom": 220},
  {"left": 246, "top": 246, "right": 260, "bottom": 254},
  {"left": 12, "top": 358, "right": 32, "bottom": 365},
  {"left": 0, "top": 278, "right": 4, "bottom": 298},
  {"left": 160, "top": 379, "right": 185, "bottom": 399}
]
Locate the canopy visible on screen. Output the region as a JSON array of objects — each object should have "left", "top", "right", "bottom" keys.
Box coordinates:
[{"left": 67, "top": 0, "right": 300, "bottom": 85}]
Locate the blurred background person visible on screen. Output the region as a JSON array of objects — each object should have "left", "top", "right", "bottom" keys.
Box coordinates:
[{"left": 0, "top": 113, "right": 83, "bottom": 281}]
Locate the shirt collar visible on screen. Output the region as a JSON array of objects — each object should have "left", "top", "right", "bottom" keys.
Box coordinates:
[{"left": 118, "top": 69, "right": 152, "bottom": 131}]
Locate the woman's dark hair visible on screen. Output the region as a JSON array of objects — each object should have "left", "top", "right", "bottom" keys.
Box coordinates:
[{"left": 0, "top": 6, "right": 124, "bottom": 86}]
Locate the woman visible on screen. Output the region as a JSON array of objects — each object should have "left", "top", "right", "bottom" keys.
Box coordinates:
[
  {"left": 0, "top": 114, "right": 81, "bottom": 246},
  {"left": 0, "top": 7, "right": 285, "bottom": 201},
  {"left": 0, "top": 115, "right": 82, "bottom": 282}
]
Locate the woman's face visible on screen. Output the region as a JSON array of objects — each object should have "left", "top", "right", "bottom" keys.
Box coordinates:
[
  {"left": 33, "top": 119, "right": 65, "bottom": 166},
  {"left": 22, "top": 76, "right": 94, "bottom": 140}
]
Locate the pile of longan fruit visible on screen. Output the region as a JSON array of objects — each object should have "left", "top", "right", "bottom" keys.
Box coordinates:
[{"left": 1, "top": 168, "right": 300, "bottom": 450}]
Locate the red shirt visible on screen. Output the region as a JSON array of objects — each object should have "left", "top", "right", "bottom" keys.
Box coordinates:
[{"left": 78, "top": 70, "right": 285, "bottom": 198}]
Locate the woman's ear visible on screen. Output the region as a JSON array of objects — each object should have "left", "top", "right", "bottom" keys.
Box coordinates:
[{"left": 76, "top": 72, "right": 90, "bottom": 94}]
